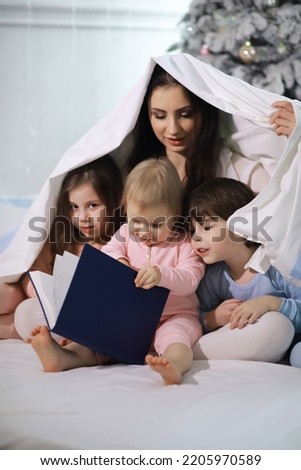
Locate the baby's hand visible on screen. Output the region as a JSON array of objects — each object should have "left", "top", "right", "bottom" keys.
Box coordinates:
[
  {"left": 135, "top": 266, "right": 161, "bottom": 289},
  {"left": 269, "top": 101, "right": 295, "bottom": 137}
]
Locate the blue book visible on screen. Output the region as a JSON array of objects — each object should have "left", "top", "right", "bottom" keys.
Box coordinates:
[{"left": 30, "top": 244, "right": 169, "bottom": 365}]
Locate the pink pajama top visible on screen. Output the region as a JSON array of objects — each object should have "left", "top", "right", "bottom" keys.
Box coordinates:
[{"left": 102, "top": 224, "right": 205, "bottom": 320}]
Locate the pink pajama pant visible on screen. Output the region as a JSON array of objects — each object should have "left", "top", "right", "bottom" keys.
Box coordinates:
[{"left": 154, "top": 313, "right": 202, "bottom": 355}]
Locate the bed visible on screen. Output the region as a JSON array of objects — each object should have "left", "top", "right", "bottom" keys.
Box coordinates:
[
  {"left": 1, "top": 338, "right": 301, "bottom": 450},
  {"left": 1, "top": 53, "right": 301, "bottom": 452}
]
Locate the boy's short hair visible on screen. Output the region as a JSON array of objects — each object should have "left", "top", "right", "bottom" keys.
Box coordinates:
[{"left": 188, "top": 177, "right": 259, "bottom": 248}]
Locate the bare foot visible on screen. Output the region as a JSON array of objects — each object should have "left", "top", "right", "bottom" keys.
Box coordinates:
[
  {"left": 29, "top": 325, "right": 67, "bottom": 372},
  {"left": 145, "top": 354, "right": 181, "bottom": 385}
]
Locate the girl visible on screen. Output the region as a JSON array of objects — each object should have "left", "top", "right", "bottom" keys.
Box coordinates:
[
  {"left": 188, "top": 177, "right": 297, "bottom": 361},
  {"left": 10, "top": 155, "right": 123, "bottom": 340},
  {"left": 29, "top": 158, "right": 205, "bottom": 385}
]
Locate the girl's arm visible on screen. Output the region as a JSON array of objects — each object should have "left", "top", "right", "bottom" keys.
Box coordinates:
[{"left": 20, "top": 240, "right": 54, "bottom": 297}]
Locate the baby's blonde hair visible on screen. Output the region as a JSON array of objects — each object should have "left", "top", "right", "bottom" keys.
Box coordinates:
[{"left": 122, "top": 158, "right": 183, "bottom": 216}]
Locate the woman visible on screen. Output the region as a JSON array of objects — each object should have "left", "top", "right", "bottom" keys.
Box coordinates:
[
  {"left": 126, "top": 64, "right": 296, "bottom": 196},
  {"left": 126, "top": 64, "right": 221, "bottom": 196}
]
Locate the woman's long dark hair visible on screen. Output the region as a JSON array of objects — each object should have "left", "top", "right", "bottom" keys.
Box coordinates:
[
  {"left": 125, "top": 64, "right": 221, "bottom": 196},
  {"left": 50, "top": 155, "right": 124, "bottom": 255}
]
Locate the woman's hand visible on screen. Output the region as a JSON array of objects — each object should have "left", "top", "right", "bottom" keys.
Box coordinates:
[{"left": 269, "top": 101, "right": 296, "bottom": 137}]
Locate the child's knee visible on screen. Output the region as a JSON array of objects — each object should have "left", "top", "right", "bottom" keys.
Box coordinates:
[
  {"left": 14, "top": 297, "right": 45, "bottom": 340},
  {"left": 290, "top": 342, "right": 301, "bottom": 368}
]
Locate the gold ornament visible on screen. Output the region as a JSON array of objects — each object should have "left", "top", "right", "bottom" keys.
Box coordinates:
[
  {"left": 278, "top": 42, "right": 287, "bottom": 55},
  {"left": 239, "top": 41, "right": 256, "bottom": 64}
]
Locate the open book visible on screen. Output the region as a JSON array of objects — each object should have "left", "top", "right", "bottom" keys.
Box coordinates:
[{"left": 29, "top": 244, "right": 169, "bottom": 365}]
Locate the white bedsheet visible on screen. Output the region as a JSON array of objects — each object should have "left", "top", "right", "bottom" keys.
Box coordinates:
[{"left": 1, "top": 340, "right": 300, "bottom": 450}]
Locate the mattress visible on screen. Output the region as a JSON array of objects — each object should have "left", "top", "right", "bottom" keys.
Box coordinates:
[{"left": 1, "top": 339, "right": 301, "bottom": 450}]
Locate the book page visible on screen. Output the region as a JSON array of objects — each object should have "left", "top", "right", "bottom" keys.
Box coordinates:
[
  {"left": 30, "top": 252, "right": 80, "bottom": 330},
  {"left": 53, "top": 251, "right": 79, "bottom": 312},
  {"left": 29, "top": 271, "right": 56, "bottom": 329}
]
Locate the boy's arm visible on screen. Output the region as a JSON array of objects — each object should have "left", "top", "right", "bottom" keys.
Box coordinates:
[
  {"left": 197, "top": 264, "right": 233, "bottom": 332},
  {"left": 230, "top": 268, "right": 301, "bottom": 332},
  {"left": 204, "top": 299, "right": 243, "bottom": 332},
  {"left": 229, "top": 295, "right": 282, "bottom": 329},
  {"left": 269, "top": 268, "right": 301, "bottom": 332}
]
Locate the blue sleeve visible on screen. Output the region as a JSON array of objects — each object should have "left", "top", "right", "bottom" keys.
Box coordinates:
[
  {"left": 196, "top": 264, "right": 224, "bottom": 333},
  {"left": 270, "top": 268, "right": 301, "bottom": 333}
]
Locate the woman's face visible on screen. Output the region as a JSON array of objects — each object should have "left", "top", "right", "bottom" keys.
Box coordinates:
[{"left": 148, "top": 85, "right": 203, "bottom": 158}]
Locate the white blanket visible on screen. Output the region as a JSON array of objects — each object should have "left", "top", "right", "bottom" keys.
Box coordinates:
[
  {"left": 1, "top": 53, "right": 301, "bottom": 282},
  {"left": 1, "top": 339, "right": 301, "bottom": 450}
]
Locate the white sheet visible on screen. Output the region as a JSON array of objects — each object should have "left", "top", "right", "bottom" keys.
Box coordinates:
[
  {"left": 1, "top": 53, "right": 301, "bottom": 283},
  {"left": 1, "top": 340, "right": 301, "bottom": 450}
]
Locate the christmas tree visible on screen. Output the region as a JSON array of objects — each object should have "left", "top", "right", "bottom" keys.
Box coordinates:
[{"left": 170, "top": 0, "right": 301, "bottom": 99}]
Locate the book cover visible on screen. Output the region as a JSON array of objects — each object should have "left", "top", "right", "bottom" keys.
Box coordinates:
[{"left": 30, "top": 244, "right": 169, "bottom": 365}]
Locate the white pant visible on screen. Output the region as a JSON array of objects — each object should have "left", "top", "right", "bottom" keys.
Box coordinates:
[
  {"left": 193, "top": 311, "right": 294, "bottom": 363},
  {"left": 15, "top": 299, "right": 294, "bottom": 363},
  {"left": 15, "top": 297, "right": 63, "bottom": 343}
]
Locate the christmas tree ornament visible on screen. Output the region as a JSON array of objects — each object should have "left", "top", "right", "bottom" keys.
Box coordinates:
[
  {"left": 278, "top": 42, "right": 287, "bottom": 56},
  {"left": 185, "top": 23, "right": 196, "bottom": 37},
  {"left": 265, "top": 0, "right": 278, "bottom": 7},
  {"left": 200, "top": 44, "right": 210, "bottom": 56},
  {"left": 239, "top": 41, "right": 256, "bottom": 64},
  {"left": 178, "top": 21, "right": 197, "bottom": 40}
]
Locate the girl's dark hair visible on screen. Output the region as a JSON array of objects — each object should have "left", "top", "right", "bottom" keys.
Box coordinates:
[
  {"left": 125, "top": 64, "right": 221, "bottom": 196},
  {"left": 51, "top": 155, "right": 124, "bottom": 255},
  {"left": 188, "top": 177, "right": 260, "bottom": 248}
]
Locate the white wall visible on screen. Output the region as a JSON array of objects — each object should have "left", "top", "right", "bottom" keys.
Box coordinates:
[{"left": 0, "top": 0, "right": 190, "bottom": 198}]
